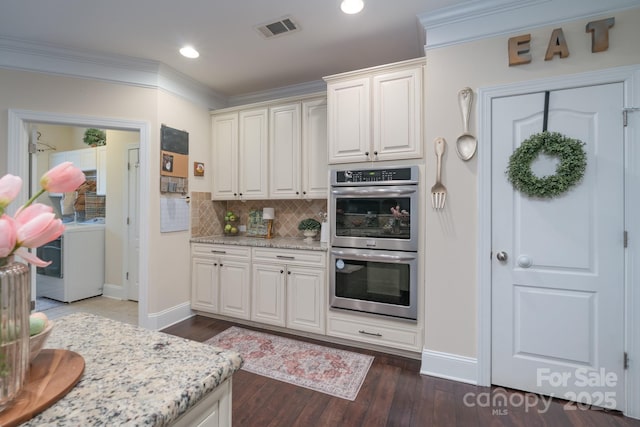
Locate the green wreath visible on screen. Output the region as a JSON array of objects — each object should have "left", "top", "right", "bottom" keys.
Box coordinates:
[{"left": 506, "top": 131, "right": 587, "bottom": 198}]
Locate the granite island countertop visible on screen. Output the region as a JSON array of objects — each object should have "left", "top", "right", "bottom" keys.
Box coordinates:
[
  {"left": 191, "top": 235, "right": 328, "bottom": 251},
  {"left": 21, "top": 313, "right": 243, "bottom": 426}
]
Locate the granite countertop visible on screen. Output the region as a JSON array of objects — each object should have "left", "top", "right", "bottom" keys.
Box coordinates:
[
  {"left": 22, "top": 313, "right": 243, "bottom": 426},
  {"left": 191, "top": 235, "right": 328, "bottom": 251}
]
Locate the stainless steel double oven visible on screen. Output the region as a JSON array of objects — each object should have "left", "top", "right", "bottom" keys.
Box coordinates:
[{"left": 329, "top": 166, "right": 419, "bottom": 321}]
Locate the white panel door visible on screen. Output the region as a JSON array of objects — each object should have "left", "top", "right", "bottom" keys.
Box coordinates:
[
  {"left": 126, "top": 146, "right": 140, "bottom": 301},
  {"left": 491, "top": 83, "right": 624, "bottom": 409}
]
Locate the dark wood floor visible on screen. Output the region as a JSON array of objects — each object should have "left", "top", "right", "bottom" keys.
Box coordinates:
[{"left": 162, "top": 316, "right": 640, "bottom": 427}]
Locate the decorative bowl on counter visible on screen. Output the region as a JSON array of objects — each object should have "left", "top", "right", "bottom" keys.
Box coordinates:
[{"left": 30, "top": 320, "right": 54, "bottom": 363}]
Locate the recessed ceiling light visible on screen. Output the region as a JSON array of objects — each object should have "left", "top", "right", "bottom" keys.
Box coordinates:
[
  {"left": 341, "top": 0, "right": 364, "bottom": 14},
  {"left": 179, "top": 46, "right": 200, "bottom": 59}
]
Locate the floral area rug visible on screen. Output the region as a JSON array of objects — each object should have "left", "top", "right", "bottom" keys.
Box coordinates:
[{"left": 205, "top": 326, "right": 374, "bottom": 401}]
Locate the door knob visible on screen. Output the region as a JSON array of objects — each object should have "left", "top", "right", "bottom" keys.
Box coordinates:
[{"left": 496, "top": 251, "right": 508, "bottom": 262}]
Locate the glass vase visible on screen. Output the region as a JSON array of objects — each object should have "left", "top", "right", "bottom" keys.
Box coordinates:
[{"left": 0, "top": 257, "right": 30, "bottom": 411}]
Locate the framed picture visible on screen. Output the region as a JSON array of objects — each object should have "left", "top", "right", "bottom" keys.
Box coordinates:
[
  {"left": 162, "top": 153, "right": 174, "bottom": 173},
  {"left": 194, "top": 162, "right": 205, "bottom": 177}
]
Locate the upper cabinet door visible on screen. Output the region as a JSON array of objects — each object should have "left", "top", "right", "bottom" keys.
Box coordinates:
[
  {"left": 301, "top": 98, "right": 328, "bottom": 199},
  {"left": 238, "top": 108, "right": 268, "bottom": 200},
  {"left": 372, "top": 67, "right": 423, "bottom": 161},
  {"left": 327, "top": 77, "right": 371, "bottom": 164},
  {"left": 212, "top": 113, "right": 239, "bottom": 200},
  {"left": 269, "top": 103, "right": 301, "bottom": 199},
  {"left": 325, "top": 58, "right": 424, "bottom": 164}
]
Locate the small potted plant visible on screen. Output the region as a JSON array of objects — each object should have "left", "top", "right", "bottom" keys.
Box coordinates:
[
  {"left": 83, "top": 128, "right": 107, "bottom": 147},
  {"left": 298, "top": 218, "right": 321, "bottom": 242}
]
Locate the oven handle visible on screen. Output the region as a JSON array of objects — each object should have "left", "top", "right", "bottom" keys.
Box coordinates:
[
  {"left": 331, "top": 249, "right": 416, "bottom": 262},
  {"left": 330, "top": 187, "right": 416, "bottom": 196}
]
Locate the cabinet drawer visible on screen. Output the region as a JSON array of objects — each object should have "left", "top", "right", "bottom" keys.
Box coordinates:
[
  {"left": 191, "top": 244, "right": 250, "bottom": 259},
  {"left": 252, "top": 248, "right": 326, "bottom": 267},
  {"left": 327, "top": 313, "right": 421, "bottom": 352}
]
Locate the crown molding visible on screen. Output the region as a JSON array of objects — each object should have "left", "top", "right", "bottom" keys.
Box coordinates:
[
  {"left": 0, "top": 36, "right": 226, "bottom": 109},
  {"left": 419, "top": 0, "right": 640, "bottom": 50},
  {"left": 226, "top": 79, "right": 327, "bottom": 107}
]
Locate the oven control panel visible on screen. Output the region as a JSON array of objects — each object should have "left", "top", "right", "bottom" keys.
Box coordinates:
[{"left": 332, "top": 166, "right": 418, "bottom": 185}]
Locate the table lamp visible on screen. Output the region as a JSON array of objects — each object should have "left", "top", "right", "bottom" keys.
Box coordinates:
[{"left": 263, "top": 207, "right": 275, "bottom": 239}]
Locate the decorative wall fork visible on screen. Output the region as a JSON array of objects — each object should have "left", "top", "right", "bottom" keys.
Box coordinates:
[{"left": 431, "top": 137, "right": 447, "bottom": 209}]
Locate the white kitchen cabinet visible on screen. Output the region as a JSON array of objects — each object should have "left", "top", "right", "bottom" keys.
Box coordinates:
[
  {"left": 301, "top": 98, "right": 328, "bottom": 199},
  {"left": 325, "top": 58, "right": 424, "bottom": 164},
  {"left": 269, "top": 103, "right": 301, "bottom": 199},
  {"left": 191, "top": 244, "right": 251, "bottom": 319},
  {"left": 251, "top": 263, "right": 286, "bottom": 326},
  {"left": 211, "top": 109, "right": 268, "bottom": 201},
  {"left": 191, "top": 256, "right": 218, "bottom": 312},
  {"left": 326, "top": 77, "right": 370, "bottom": 164},
  {"left": 269, "top": 98, "right": 328, "bottom": 199},
  {"left": 211, "top": 94, "right": 326, "bottom": 201},
  {"left": 49, "top": 147, "right": 97, "bottom": 171},
  {"left": 327, "top": 309, "right": 423, "bottom": 353},
  {"left": 173, "top": 378, "right": 232, "bottom": 427},
  {"left": 251, "top": 248, "right": 326, "bottom": 335},
  {"left": 211, "top": 113, "right": 238, "bottom": 200}
]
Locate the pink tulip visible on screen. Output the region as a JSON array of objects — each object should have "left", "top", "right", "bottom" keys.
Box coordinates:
[
  {"left": 0, "top": 214, "right": 17, "bottom": 258},
  {"left": 14, "top": 203, "right": 54, "bottom": 225},
  {"left": 0, "top": 174, "right": 22, "bottom": 209},
  {"left": 40, "top": 161, "right": 86, "bottom": 193},
  {"left": 14, "top": 247, "right": 51, "bottom": 268},
  {"left": 15, "top": 204, "right": 64, "bottom": 248}
]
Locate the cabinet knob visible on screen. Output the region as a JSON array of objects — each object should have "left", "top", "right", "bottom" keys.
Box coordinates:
[
  {"left": 296, "top": 191, "right": 299, "bottom": 195},
  {"left": 287, "top": 271, "right": 291, "bottom": 275},
  {"left": 220, "top": 263, "right": 223, "bottom": 267},
  {"left": 365, "top": 151, "right": 369, "bottom": 157},
  {"left": 233, "top": 193, "right": 237, "bottom": 196},
  {"left": 373, "top": 151, "right": 378, "bottom": 156},
  {"left": 213, "top": 263, "right": 218, "bottom": 266},
  {"left": 280, "top": 270, "right": 284, "bottom": 274},
  {"left": 239, "top": 192, "right": 243, "bottom": 196},
  {"left": 302, "top": 191, "right": 306, "bottom": 195}
]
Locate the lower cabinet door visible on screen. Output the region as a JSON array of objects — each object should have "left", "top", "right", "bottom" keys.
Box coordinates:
[
  {"left": 286, "top": 266, "right": 325, "bottom": 334},
  {"left": 191, "top": 256, "right": 218, "bottom": 312},
  {"left": 251, "top": 263, "right": 286, "bottom": 327},
  {"left": 218, "top": 259, "right": 251, "bottom": 320}
]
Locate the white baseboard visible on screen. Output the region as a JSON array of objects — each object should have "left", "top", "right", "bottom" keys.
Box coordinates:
[
  {"left": 420, "top": 348, "right": 478, "bottom": 385},
  {"left": 145, "top": 301, "right": 194, "bottom": 330},
  {"left": 102, "top": 283, "right": 126, "bottom": 300}
]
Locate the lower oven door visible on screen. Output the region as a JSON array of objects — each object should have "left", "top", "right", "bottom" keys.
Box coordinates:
[{"left": 330, "top": 247, "right": 417, "bottom": 321}]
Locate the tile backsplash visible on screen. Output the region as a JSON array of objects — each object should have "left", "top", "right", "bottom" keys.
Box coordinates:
[{"left": 190, "top": 192, "right": 327, "bottom": 239}]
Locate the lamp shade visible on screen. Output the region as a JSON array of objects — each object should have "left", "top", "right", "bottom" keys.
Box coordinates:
[{"left": 262, "top": 207, "right": 275, "bottom": 220}]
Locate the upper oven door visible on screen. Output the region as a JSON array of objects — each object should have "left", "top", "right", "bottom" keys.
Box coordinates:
[{"left": 330, "top": 184, "right": 418, "bottom": 251}]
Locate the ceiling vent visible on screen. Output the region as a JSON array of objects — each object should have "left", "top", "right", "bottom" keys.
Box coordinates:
[{"left": 256, "top": 16, "right": 300, "bottom": 39}]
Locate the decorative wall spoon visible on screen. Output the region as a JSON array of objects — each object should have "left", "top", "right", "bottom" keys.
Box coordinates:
[{"left": 455, "top": 87, "right": 477, "bottom": 161}]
